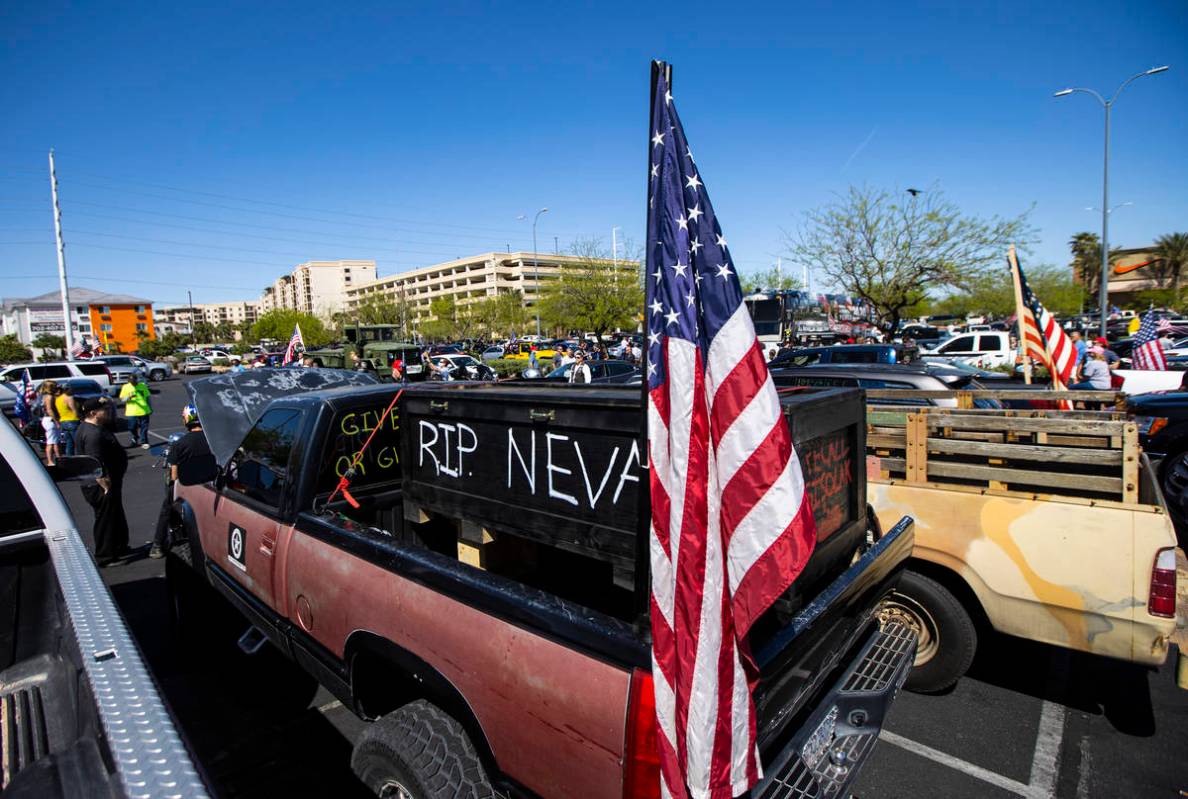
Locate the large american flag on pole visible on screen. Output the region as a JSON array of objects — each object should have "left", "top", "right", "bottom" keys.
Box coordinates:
[
  {"left": 1131, "top": 310, "right": 1167, "bottom": 370},
  {"left": 645, "top": 62, "right": 816, "bottom": 799},
  {"left": 283, "top": 323, "right": 304, "bottom": 366},
  {"left": 1008, "top": 247, "right": 1078, "bottom": 390}
]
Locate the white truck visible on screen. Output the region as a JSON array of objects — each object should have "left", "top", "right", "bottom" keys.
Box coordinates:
[{"left": 920, "top": 331, "right": 1014, "bottom": 369}]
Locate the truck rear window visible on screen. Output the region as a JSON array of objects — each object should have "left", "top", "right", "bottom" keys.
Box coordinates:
[{"left": 316, "top": 402, "right": 402, "bottom": 496}]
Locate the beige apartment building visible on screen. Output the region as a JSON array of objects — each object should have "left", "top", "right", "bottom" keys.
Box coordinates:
[
  {"left": 156, "top": 301, "right": 261, "bottom": 333},
  {"left": 261, "top": 259, "right": 376, "bottom": 316},
  {"left": 344, "top": 251, "right": 637, "bottom": 316}
]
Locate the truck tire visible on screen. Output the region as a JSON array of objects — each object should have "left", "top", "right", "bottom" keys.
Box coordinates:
[
  {"left": 351, "top": 700, "right": 495, "bottom": 799},
  {"left": 881, "top": 570, "right": 976, "bottom": 694}
]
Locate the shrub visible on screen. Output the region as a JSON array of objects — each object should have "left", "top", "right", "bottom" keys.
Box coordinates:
[{"left": 488, "top": 358, "right": 533, "bottom": 378}]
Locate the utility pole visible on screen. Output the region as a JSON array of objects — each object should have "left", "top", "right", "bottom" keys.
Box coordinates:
[
  {"left": 776, "top": 256, "right": 782, "bottom": 287},
  {"left": 187, "top": 290, "right": 197, "bottom": 347},
  {"left": 554, "top": 235, "right": 558, "bottom": 255},
  {"left": 48, "top": 150, "right": 75, "bottom": 359}
]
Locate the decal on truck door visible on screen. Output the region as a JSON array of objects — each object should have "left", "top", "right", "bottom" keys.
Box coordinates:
[{"left": 228, "top": 523, "right": 247, "bottom": 571}]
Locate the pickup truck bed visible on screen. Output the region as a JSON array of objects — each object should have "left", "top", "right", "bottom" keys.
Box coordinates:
[
  {"left": 172, "top": 374, "right": 916, "bottom": 798},
  {"left": 0, "top": 418, "right": 208, "bottom": 798}
]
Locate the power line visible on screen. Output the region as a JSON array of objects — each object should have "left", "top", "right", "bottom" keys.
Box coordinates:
[
  {"left": 0, "top": 166, "right": 565, "bottom": 241},
  {"left": 0, "top": 273, "right": 260, "bottom": 291}
]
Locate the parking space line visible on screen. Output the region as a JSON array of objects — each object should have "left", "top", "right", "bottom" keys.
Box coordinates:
[
  {"left": 1028, "top": 699, "right": 1065, "bottom": 797},
  {"left": 879, "top": 731, "right": 1037, "bottom": 797},
  {"left": 317, "top": 699, "right": 344, "bottom": 714},
  {"left": 1075, "top": 735, "right": 1092, "bottom": 799}
]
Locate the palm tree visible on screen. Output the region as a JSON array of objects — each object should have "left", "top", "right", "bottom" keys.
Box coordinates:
[
  {"left": 1154, "top": 232, "right": 1188, "bottom": 299},
  {"left": 1068, "top": 232, "right": 1124, "bottom": 301}
]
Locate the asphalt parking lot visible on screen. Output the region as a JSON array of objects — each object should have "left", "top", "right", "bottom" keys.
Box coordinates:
[{"left": 65, "top": 374, "right": 1188, "bottom": 798}]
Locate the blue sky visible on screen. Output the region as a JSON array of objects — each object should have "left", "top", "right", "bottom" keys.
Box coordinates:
[{"left": 1, "top": 0, "right": 1185, "bottom": 306}]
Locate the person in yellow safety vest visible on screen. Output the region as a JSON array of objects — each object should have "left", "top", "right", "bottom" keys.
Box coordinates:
[{"left": 118, "top": 373, "right": 153, "bottom": 449}]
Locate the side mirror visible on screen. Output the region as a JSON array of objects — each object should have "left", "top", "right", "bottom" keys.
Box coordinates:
[{"left": 47, "top": 456, "right": 103, "bottom": 483}]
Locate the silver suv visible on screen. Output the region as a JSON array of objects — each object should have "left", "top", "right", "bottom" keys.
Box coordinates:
[
  {"left": 96, "top": 354, "right": 172, "bottom": 382},
  {"left": 0, "top": 360, "right": 113, "bottom": 391}
]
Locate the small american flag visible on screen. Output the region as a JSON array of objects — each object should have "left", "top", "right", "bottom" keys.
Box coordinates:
[
  {"left": 70, "top": 335, "right": 88, "bottom": 359},
  {"left": 14, "top": 369, "right": 35, "bottom": 424},
  {"left": 283, "top": 324, "right": 304, "bottom": 366},
  {"left": 1132, "top": 310, "right": 1167, "bottom": 371},
  {"left": 1009, "top": 247, "right": 1078, "bottom": 389},
  {"left": 645, "top": 62, "right": 816, "bottom": 798}
]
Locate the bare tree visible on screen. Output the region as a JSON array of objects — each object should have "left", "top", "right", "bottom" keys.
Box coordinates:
[{"left": 786, "top": 186, "right": 1033, "bottom": 336}]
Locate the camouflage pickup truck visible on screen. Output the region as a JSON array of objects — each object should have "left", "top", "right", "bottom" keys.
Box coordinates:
[{"left": 167, "top": 370, "right": 918, "bottom": 799}]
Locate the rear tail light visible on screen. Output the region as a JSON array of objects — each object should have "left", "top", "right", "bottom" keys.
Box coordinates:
[
  {"left": 1149, "top": 548, "right": 1178, "bottom": 618},
  {"left": 623, "top": 668, "right": 661, "bottom": 799}
]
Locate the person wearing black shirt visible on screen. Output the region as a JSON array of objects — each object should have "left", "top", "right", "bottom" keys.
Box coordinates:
[
  {"left": 75, "top": 397, "right": 129, "bottom": 566},
  {"left": 150, "top": 404, "right": 214, "bottom": 559}
]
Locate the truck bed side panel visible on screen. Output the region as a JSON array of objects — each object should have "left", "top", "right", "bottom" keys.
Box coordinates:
[
  {"left": 283, "top": 530, "right": 630, "bottom": 799},
  {"left": 871, "top": 481, "right": 1175, "bottom": 666}
]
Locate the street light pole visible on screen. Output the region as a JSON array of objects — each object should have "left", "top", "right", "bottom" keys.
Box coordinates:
[
  {"left": 1054, "top": 65, "right": 1169, "bottom": 338},
  {"left": 531, "top": 208, "right": 548, "bottom": 338}
]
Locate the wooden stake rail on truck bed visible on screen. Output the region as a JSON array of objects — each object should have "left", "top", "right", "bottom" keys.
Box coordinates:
[{"left": 867, "top": 405, "right": 1141, "bottom": 502}]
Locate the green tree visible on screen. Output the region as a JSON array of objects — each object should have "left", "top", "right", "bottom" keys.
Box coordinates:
[
  {"left": 32, "top": 333, "right": 66, "bottom": 360},
  {"left": 213, "top": 321, "right": 235, "bottom": 342},
  {"left": 0, "top": 335, "right": 33, "bottom": 363},
  {"left": 1153, "top": 232, "right": 1188, "bottom": 298},
  {"left": 1068, "top": 232, "right": 1123, "bottom": 298},
  {"left": 137, "top": 331, "right": 187, "bottom": 359},
  {"left": 235, "top": 320, "right": 256, "bottom": 343},
  {"left": 419, "top": 296, "right": 467, "bottom": 341},
  {"left": 787, "top": 186, "right": 1033, "bottom": 337},
  {"left": 740, "top": 266, "right": 802, "bottom": 294},
  {"left": 250, "top": 310, "right": 333, "bottom": 347},
  {"left": 537, "top": 239, "right": 642, "bottom": 339},
  {"left": 191, "top": 321, "right": 216, "bottom": 344}
]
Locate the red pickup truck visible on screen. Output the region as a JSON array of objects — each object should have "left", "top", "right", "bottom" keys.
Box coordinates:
[{"left": 168, "top": 371, "right": 916, "bottom": 799}]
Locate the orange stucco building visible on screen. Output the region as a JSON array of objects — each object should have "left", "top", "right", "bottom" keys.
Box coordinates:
[{"left": 87, "top": 294, "right": 154, "bottom": 352}]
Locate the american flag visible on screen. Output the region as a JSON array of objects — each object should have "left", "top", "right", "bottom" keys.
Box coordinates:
[
  {"left": 1009, "top": 247, "right": 1077, "bottom": 389},
  {"left": 13, "top": 369, "right": 35, "bottom": 425},
  {"left": 70, "top": 335, "right": 88, "bottom": 359},
  {"left": 283, "top": 323, "right": 304, "bottom": 366},
  {"left": 645, "top": 63, "right": 816, "bottom": 799},
  {"left": 1132, "top": 310, "right": 1167, "bottom": 370}
]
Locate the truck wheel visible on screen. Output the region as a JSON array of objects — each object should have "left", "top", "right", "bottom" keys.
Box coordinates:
[
  {"left": 352, "top": 700, "right": 495, "bottom": 799},
  {"left": 150, "top": 369, "right": 166, "bottom": 382},
  {"left": 881, "top": 571, "right": 976, "bottom": 694}
]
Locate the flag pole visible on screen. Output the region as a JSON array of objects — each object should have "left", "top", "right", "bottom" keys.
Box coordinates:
[
  {"left": 49, "top": 149, "right": 76, "bottom": 361},
  {"left": 1008, "top": 244, "right": 1032, "bottom": 385},
  {"left": 633, "top": 60, "right": 667, "bottom": 626}
]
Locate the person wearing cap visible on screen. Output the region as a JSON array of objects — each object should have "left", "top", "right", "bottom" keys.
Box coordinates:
[
  {"left": 1093, "top": 336, "right": 1120, "bottom": 367},
  {"left": 150, "top": 404, "right": 213, "bottom": 559},
  {"left": 1071, "top": 346, "right": 1112, "bottom": 390},
  {"left": 75, "top": 397, "right": 129, "bottom": 566},
  {"left": 568, "top": 349, "right": 593, "bottom": 384}
]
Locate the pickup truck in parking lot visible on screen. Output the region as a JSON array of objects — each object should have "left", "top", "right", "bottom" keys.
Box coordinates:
[{"left": 169, "top": 369, "right": 917, "bottom": 799}]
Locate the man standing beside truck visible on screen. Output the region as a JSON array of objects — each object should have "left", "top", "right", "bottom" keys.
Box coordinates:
[{"left": 150, "top": 404, "right": 212, "bottom": 559}]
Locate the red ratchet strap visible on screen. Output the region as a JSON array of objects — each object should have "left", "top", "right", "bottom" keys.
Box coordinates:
[{"left": 327, "top": 388, "right": 404, "bottom": 509}]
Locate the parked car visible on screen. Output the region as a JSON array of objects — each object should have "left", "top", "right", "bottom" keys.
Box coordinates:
[
  {"left": 0, "top": 360, "right": 113, "bottom": 392},
  {"left": 428, "top": 353, "right": 496, "bottom": 381},
  {"left": 769, "top": 343, "right": 917, "bottom": 369},
  {"left": 503, "top": 341, "right": 560, "bottom": 360},
  {"left": 539, "top": 359, "right": 640, "bottom": 384},
  {"left": 0, "top": 377, "right": 108, "bottom": 418},
  {"left": 919, "top": 330, "right": 1013, "bottom": 368},
  {"left": 769, "top": 363, "right": 1003, "bottom": 408},
  {"left": 1128, "top": 389, "right": 1188, "bottom": 542},
  {"left": 201, "top": 348, "right": 241, "bottom": 363},
  {"left": 480, "top": 345, "right": 506, "bottom": 362},
  {"left": 0, "top": 415, "right": 210, "bottom": 796},
  {"left": 897, "top": 324, "right": 947, "bottom": 345},
  {"left": 179, "top": 355, "right": 213, "bottom": 374},
  {"left": 127, "top": 354, "right": 174, "bottom": 381},
  {"left": 92, "top": 354, "right": 147, "bottom": 384}
]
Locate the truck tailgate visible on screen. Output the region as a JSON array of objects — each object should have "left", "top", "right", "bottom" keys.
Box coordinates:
[{"left": 751, "top": 516, "right": 915, "bottom": 794}]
